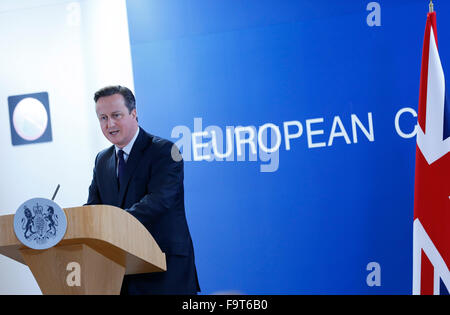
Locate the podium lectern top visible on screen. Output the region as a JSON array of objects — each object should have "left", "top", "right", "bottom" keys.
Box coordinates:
[{"left": 0, "top": 205, "right": 166, "bottom": 275}]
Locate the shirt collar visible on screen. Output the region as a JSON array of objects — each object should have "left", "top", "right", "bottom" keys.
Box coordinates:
[{"left": 115, "top": 127, "right": 140, "bottom": 157}]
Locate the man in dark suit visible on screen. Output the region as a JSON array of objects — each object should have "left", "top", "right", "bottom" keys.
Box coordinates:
[{"left": 86, "top": 85, "right": 200, "bottom": 295}]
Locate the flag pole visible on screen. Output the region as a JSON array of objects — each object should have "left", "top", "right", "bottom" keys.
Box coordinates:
[{"left": 429, "top": 0, "right": 434, "bottom": 13}]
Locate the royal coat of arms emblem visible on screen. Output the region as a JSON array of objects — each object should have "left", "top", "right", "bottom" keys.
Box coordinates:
[{"left": 14, "top": 198, "right": 67, "bottom": 250}]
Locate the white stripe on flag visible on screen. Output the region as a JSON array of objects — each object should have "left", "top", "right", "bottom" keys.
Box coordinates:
[{"left": 416, "top": 27, "right": 450, "bottom": 164}]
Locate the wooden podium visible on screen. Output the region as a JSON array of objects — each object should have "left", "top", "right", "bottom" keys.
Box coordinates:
[{"left": 0, "top": 205, "right": 166, "bottom": 295}]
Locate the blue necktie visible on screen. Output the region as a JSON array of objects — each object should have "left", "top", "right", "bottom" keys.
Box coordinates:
[{"left": 118, "top": 149, "right": 126, "bottom": 188}]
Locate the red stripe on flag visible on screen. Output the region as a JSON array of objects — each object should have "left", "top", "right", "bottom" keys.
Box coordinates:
[
  {"left": 420, "top": 249, "right": 434, "bottom": 295},
  {"left": 418, "top": 12, "right": 438, "bottom": 132},
  {"left": 414, "top": 147, "right": 450, "bottom": 267}
]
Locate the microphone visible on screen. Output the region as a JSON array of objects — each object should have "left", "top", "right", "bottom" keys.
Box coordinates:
[{"left": 51, "top": 184, "right": 60, "bottom": 201}]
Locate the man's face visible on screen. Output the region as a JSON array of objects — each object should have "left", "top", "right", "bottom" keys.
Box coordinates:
[{"left": 95, "top": 93, "right": 138, "bottom": 148}]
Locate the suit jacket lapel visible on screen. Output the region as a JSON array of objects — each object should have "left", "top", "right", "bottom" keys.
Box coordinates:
[{"left": 117, "top": 127, "right": 151, "bottom": 207}]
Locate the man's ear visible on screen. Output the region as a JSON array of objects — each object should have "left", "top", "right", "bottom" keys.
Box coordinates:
[{"left": 132, "top": 108, "right": 139, "bottom": 123}]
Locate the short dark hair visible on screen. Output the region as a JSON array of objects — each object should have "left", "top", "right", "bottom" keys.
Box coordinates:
[{"left": 94, "top": 85, "right": 136, "bottom": 113}]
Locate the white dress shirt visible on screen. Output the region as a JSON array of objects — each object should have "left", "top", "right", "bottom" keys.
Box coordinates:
[{"left": 115, "top": 127, "right": 140, "bottom": 176}]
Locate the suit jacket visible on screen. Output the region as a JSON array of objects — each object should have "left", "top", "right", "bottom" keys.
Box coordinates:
[{"left": 86, "top": 127, "right": 200, "bottom": 294}]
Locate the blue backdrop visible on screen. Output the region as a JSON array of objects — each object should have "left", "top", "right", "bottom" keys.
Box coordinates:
[{"left": 125, "top": 0, "right": 450, "bottom": 294}]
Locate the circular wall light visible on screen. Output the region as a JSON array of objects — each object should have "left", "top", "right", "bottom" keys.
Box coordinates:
[{"left": 12, "top": 97, "right": 49, "bottom": 141}]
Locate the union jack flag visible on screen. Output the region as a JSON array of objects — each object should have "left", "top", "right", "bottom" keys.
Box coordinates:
[{"left": 413, "top": 9, "right": 450, "bottom": 295}]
